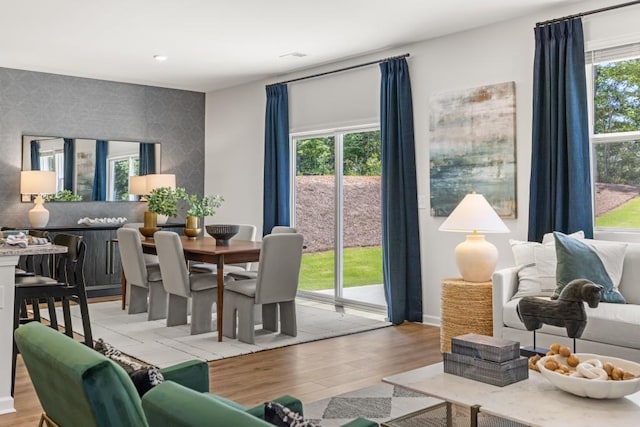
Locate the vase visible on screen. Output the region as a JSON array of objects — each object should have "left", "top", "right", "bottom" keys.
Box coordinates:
[
  {"left": 156, "top": 214, "right": 169, "bottom": 225},
  {"left": 139, "top": 211, "right": 160, "bottom": 240},
  {"left": 184, "top": 215, "right": 201, "bottom": 239}
]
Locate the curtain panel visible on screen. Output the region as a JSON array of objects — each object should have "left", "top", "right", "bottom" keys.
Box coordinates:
[
  {"left": 262, "top": 84, "right": 290, "bottom": 236},
  {"left": 92, "top": 140, "right": 108, "bottom": 201},
  {"left": 139, "top": 143, "right": 156, "bottom": 176},
  {"left": 528, "top": 18, "right": 593, "bottom": 242},
  {"left": 380, "top": 58, "right": 423, "bottom": 324},
  {"left": 63, "top": 138, "right": 75, "bottom": 192},
  {"left": 30, "top": 140, "right": 40, "bottom": 170}
]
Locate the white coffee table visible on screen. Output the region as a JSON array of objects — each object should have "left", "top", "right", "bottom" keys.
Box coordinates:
[{"left": 383, "top": 363, "right": 640, "bottom": 427}]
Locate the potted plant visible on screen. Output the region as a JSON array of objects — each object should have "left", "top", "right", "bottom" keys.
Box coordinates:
[
  {"left": 184, "top": 194, "right": 224, "bottom": 238},
  {"left": 146, "top": 186, "right": 187, "bottom": 225}
]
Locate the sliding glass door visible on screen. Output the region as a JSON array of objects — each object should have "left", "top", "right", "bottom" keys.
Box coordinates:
[{"left": 292, "top": 127, "right": 385, "bottom": 309}]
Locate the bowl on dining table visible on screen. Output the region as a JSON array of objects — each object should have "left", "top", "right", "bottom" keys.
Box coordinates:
[
  {"left": 205, "top": 224, "right": 239, "bottom": 245},
  {"left": 537, "top": 353, "right": 640, "bottom": 399}
]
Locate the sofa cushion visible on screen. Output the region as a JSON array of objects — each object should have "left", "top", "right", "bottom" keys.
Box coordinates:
[
  {"left": 503, "top": 298, "right": 640, "bottom": 349},
  {"left": 541, "top": 230, "right": 584, "bottom": 244},
  {"left": 509, "top": 239, "right": 557, "bottom": 299},
  {"left": 553, "top": 232, "right": 627, "bottom": 303},
  {"left": 618, "top": 243, "right": 640, "bottom": 305}
]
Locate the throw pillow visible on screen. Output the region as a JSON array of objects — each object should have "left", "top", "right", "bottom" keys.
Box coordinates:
[
  {"left": 541, "top": 230, "right": 585, "bottom": 244},
  {"left": 510, "top": 239, "right": 558, "bottom": 299},
  {"left": 94, "top": 339, "right": 164, "bottom": 396},
  {"left": 264, "top": 401, "right": 319, "bottom": 427},
  {"left": 553, "top": 232, "right": 627, "bottom": 303}
]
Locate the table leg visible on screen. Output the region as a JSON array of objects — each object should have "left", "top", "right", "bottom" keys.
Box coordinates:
[
  {"left": 121, "top": 271, "right": 127, "bottom": 310},
  {"left": 217, "top": 255, "right": 224, "bottom": 342}
]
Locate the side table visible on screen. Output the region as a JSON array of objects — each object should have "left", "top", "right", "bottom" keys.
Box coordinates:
[{"left": 440, "top": 277, "right": 493, "bottom": 353}]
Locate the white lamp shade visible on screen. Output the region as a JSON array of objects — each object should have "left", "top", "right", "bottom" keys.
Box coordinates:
[
  {"left": 129, "top": 175, "right": 148, "bottom": 195},
  {"left": 20, "top": 171, "right": 57, "bottom": 195},
  {"left": 438, "top": 193, "right": 509, "bottom": 233},
  {"left": 145, "top": 174, "right": 176, "bottom": 191}
]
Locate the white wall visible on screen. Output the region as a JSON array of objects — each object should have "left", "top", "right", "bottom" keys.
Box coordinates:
[{"left": 205, "top": 0, "right": 640, "bottom": 325}]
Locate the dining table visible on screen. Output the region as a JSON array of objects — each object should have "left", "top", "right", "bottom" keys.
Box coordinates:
[{"left": 140, "top": 236, "right": 261, "bottom": 341}]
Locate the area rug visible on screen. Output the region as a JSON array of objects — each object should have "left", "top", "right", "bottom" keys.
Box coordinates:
[
  {"left": 303, "top": 382, "right": 447, "bottom": 427},
  {"left": 55, "top": 299, "right": 390, "bottom": 367}
]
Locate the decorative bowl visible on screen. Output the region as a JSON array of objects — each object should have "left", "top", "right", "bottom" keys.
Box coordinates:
[
  {"left": 537, "top": 353, "right": 640, "bottom": 399},
  {"left": 205, "top": 224, "right": 239, "bottom": 245}
]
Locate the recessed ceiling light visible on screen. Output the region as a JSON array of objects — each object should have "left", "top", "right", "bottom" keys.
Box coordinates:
[
  {"left": 279, "top": 52, "right": 307, "bottom": 59},
  {"left": 153, "top": 55, "right": 168, "bottom": 61}
]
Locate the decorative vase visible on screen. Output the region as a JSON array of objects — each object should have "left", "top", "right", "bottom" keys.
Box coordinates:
[
  {"left": 156, "top": 214, "right": 169, "bottom": 225},
  {"left": 139, "top": 211, "right": 160, "bottom": 240},
  {"left": 184, "top": 215, "right": 201, "bottom": 239}
]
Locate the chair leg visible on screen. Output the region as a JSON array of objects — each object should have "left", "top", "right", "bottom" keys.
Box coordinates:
[
  {"left": 280, "top": 300, "right": 297, "bottom": 337},
  {"left": 128, "top": 284, "right": 149, "bottom": 314},
  {"left": 61, "top": 297, "right": 73, "bottom": 338},
  {"left": 32, "top": 298, "right": 41, "bottom": 322},
  {"left": 236, "top": 297, "right": 256, "bottom": 344},
  {"left": 190, "top": 289, "right": 216, "bottom": 335},
  {"left": 76, "top": 292, "right": 93, "bottom": 347},
  {"left": 147, "top": 282, "right": 168, "bottom": 321},
  {"left": 222, "top": 294, "right": 238, "bottom": 339},
  {"left": 47, "top": 298, "right": 58, "bottom": 330},
  {"left": 166, "top": 294, "right": 188, "bottom": 327},
  {"left": 262, "top": 303, "right": 278, "bottom": 332}
]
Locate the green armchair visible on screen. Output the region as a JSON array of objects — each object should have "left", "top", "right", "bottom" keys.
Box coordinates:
[
  {"left": 143, "top": 381, "right": 378, "bottom": 427},
  {"left": 14, "top": 321, "right": 208, "bottom": 427}
]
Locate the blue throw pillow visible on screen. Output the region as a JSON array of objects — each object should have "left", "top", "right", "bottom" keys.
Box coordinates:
[{"left": 553, "top": 232, "right": 626, "bottom": 303}]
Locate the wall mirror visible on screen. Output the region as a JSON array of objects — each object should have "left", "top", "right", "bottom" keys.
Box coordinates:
[{"left": 22, "top": 135, "right": 161, "bottom": 202}]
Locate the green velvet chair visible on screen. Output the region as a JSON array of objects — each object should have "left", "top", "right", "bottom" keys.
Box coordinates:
[
  {"left": 143, "top": 381, "right": 378, "bottom": 427},
  {"left": 14, "top": 321, "right": 208, "bottom": 427}
]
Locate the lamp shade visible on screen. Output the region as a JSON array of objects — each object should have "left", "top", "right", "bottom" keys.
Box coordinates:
[
  {"left": 145, "top": 174, "right": 176, "bottom": 192},
  {"left": 438, "top": 193, "right": 509, "bottom": 234},
  {"left": 20, "top": 171, "right": 57, "bottom": 195},
  {"left": 129, "top": 175, "right": 148, "bottom": 195}
]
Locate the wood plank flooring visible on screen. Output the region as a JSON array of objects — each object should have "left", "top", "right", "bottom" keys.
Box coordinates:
[{"left": 3, "top": 320, "right": 442, "bottom": 427}]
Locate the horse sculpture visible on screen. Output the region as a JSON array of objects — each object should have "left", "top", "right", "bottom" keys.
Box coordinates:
[{"left": 516, "top": 279, "right": 602, "bottom": 339}]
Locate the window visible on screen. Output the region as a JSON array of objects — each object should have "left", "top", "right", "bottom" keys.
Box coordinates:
[
  {"left": 587, "top": 43, "right": 640, "bottom": 230},
  {"left": 108, "top": 155, "right": 139, "bottom": 201}
]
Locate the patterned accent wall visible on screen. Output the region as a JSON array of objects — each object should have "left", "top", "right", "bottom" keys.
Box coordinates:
[{"left": 0, "top": 67, "right": 205, "bottom": 228}]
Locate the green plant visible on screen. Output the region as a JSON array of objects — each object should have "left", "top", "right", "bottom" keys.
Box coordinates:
[
  {"left": 186, "top": 193, "right": 224, "bottom": 217},
  {"left": 147, "top": 187, "right": 187, "bottom": 217},
  {"left": 43, "top": 190, "right": 82, "bottom": 202}
]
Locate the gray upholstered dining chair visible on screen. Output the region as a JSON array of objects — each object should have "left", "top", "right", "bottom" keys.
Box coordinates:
[
  {"left": 190, "top": 224, "right": 257, "bottom": 274},
  {"left": 117, "top": 227, "right": 167, "bottom": 320},
  {"left": 271, "top": 226, "right": 297, "bottom": 234},
  {"left": 154, "top": 231, "right": 232, "bottom": 335},
  {"left": 223, "top": 233, "right": 304, "bottom": 344}
]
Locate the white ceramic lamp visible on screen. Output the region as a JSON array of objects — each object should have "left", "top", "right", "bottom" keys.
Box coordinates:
[
  {"left": 129, "top": 175, "right": 148, "bottom": 196},
  {"left": 21, "top": 171, "right": 57, "bottom": 228},
  {"left": 439, "top": 193, "right": 509, "bottom": 282}
]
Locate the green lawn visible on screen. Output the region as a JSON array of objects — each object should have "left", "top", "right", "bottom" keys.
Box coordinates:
[
  {"left": 596, "top": 197, "right": 640, "bottom": 228},
  {"left": 299, "top": 246, "right": 383, "bottom": 291}
]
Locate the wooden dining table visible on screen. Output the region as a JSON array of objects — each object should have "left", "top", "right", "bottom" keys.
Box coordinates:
[{"left": 140, "top": 236, "right": 261, "bottom": 342}]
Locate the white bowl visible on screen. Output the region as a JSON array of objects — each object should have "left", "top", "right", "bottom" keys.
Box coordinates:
[{"left": 537, "top": 353, "right": 640, "bottom": 399}]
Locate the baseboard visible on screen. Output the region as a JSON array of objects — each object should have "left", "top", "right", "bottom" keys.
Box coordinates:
[
  {"left": 423, "top": 314, "right": 440, "bottom": 327},
  {"left": 0, "top": 396, "right": 16, "bottom": 415}
]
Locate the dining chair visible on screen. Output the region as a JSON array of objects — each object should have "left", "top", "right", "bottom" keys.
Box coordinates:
[
  {"left": 190, "top": 223, "right": 257, "bottom": 274},
  {"left": 117, "top": 227, "right": 167, "bottom": 320},
  {"left": 223, "top": 233, "right": 304, "bottom": 344},
  {"left": 271, "top": 226, "right": 297, "bottom": 234},
  {"left": 120, "top": 223, "right": 161, "bottom": 310},
  {"left": 154, "top": 231, "right": 232, "bottom": 335},
  {"left": 13, "top": 233, "right": 92, "bottom": 394}
]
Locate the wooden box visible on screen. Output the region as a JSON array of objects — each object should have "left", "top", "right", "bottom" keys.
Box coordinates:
[
  {"left": 443, "top": 352, "right": 528, "bottom": 387},
  {"left": 451, "top": 333, "right": 520, "bottom": 363}
]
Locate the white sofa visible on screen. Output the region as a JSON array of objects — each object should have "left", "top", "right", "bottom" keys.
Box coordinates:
[{"left": 492, "top": 241, "right": 640, "bottom": 362}]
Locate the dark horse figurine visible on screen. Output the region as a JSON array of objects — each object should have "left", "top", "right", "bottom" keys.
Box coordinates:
[{"left": 517, "top": 279, "right": 602, "bottom": 339}]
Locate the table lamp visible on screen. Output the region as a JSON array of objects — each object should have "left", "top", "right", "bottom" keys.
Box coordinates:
[
  {"left": 439, "top": 193, "right": 509, "bottom": 282},
  {"left": 21, "top": 170, "right": 57, "bottom": 228},
  {"left": 129, "top": 175, "right": 148, "bottom": 198}
]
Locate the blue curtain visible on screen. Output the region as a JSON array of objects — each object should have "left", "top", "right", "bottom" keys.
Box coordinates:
[
  {"left": 92, "top": 140, "right": 108, "bottom": 201},
  {"left": 63, "top": 138, "right": 75, "bottom": 191},
  {"left": 30, "top": 140, "right": 40, "bottom": 170},
  {"left": 262, "top": 84, "right": 290, "bottom": 236},
  {"left": 139, "top": 143, "right": 156, "bottom": 175},
  {"left": 528, "top": 18, "right": 593, "bottom": 242},
  {"left": 380, "top": 58, "right": 423, "bottom": 324}
]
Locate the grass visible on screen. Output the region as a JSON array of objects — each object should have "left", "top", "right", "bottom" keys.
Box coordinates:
[
  {"left": 596, "top": 197, "right": 640, "bottom": 228},
  {"left": 299, "top": 246, "right": 383, "bottom": 291}
]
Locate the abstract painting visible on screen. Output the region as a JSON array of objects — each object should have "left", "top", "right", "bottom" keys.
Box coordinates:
[{"left": 429, "top": 81, "right": 516, "bottom": 217}]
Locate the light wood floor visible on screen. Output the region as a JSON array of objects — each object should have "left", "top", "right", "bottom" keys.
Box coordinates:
[{"left": 3, "top": 319, "right": 441, "bottom": 427}]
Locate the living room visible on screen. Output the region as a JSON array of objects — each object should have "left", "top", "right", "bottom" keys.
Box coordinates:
[{"left": 3, "top": 0, "right": 640, "bottom": 425}]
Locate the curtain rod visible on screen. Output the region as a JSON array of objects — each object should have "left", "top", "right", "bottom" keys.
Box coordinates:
[
  {"left": 267, "top": 53, "right": 410, "bottom": 87},
  {"left": 536, "top": 0, "right": 640, "bottom": 26}
]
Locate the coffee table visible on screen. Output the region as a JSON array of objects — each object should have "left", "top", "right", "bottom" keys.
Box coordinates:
[{"left": 383, "top": 363, "right": 640, "bottom": 426}]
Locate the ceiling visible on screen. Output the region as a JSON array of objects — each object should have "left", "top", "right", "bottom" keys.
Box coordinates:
[{"left": 0, "top": 0, "right": 586, "bottom": 93}]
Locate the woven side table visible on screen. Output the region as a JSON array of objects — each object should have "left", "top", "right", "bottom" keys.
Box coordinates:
[{"left": 440, "top": 277, "right": 493, "bottom": 353}]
